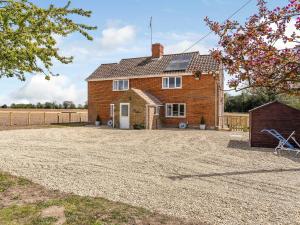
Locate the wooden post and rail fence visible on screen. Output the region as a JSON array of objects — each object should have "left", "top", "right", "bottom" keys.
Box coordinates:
[
  {"left": 0, "top": 110, "right": 249, "bottom": 131},
  {"left": 0, "top": 110, "right": 88, "bottom": 127},
  {"left": 219, "top": 113, "right": 250, "bottom": 131}
]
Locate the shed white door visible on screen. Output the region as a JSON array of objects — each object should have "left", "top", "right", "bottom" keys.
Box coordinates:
[{"left": 120, "top": 103, "right": 130, "bottom": 129}]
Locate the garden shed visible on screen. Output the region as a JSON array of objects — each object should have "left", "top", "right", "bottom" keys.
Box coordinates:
[{"left": 249, "top": 101, "right": 300, "bottom": 148}]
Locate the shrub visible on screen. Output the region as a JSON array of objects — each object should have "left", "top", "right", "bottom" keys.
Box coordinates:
[{"left": 133, "top": 124, "right": 145, "bottom": 130}]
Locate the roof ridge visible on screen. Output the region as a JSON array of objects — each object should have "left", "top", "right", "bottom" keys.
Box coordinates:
[
  {"left": 101, "top": 63, "right": 118, "bottom": 65},
  {"left": 100, "top": 52, "right": 213, "bottom": 66},
  {"left": 119, "top": 51, "right": 201, "bottom": 61},
  {"left": 161, "top": 51, "right": 199, "bottom": 57},
  {"left": 121, "top": 56, "right": 150, "bottom": 61}
]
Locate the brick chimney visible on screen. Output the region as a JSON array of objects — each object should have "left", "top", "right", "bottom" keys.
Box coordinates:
[{"left": 152, "top": 43, "right": 164, "bottom": 58}]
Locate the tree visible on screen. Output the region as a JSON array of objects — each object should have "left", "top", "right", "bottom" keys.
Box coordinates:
[
  {"left": 0, "top": 0, "right": 96, "bottom": 81},
  {"left": 225, "top": 90, "right": 300, "bottom": 112},
  {"left": 63, "top": 101, "right": 75, "bottom": 109},
  {"left": 205, "top": 0, "right": 300, "bottom": 95}
]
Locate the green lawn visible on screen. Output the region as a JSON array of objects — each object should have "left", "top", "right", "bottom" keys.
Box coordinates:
[{"left": 0, "top": 172, "right": 195, "bottom": 225}]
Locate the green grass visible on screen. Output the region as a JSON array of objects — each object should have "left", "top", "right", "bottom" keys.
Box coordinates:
[
  {"left": 0, "top": 172, "right": 191, "bottom": 225},
  {"left": 0, "top": 173, "right": 30, "bottom": 193}
]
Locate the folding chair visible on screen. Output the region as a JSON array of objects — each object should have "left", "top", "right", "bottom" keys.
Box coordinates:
[{"left": 261, "top": 129, "right": 300, "bottom": 156}]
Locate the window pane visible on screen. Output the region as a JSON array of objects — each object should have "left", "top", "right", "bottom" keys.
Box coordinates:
[
  {"left": 123, "top": 80, "right": 129, "bottom": 90},
  {"left": 180, "top": 104, "right": 185, "bottom": 116},
  {"left": 175, "top": 77, "right": 181, "bottom": 88},
  {"left": 118, "top": 80, "right": 123, "bottom": 90},
  {"left": 173, "top": 104, "right": 179, "bottom": 116},
  {"left": 121, "top": 105, "right": 128, "bottom": 116},
  {"left": 155, "top": 106, "right": 160, "bottom": 115},
  {"left": 166, "top": 104, "right": 172, "bottom": 116},
  {"left": 113, "top": 81, "right": 118, "bottom": 90},
  {"left": 169, "top": 77, "right": 175, "bottom": 88},
  {"left": 163, "top": 78, "right": 168, "bottom": 88}
]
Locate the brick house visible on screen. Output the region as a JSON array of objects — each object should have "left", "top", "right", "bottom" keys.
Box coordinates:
[{"left": 86, "top": 43, "right": 224, "bottom": 129}]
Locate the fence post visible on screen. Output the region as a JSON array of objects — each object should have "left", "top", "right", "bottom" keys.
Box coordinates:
[
  {"left": 44, "top": 112, "right": 46, "bottom": 125},
  {"left": 28, "top": 112, "right": 31, "bottom": 125},
  {"left": 57, "top": 113, "right": 60, "bottom": 124},
  {"left": 79, "top": 113, "right": 81, "bottom": 123},
  {"left": 9, "top": 112, "right": 13, "bottom": 126}
]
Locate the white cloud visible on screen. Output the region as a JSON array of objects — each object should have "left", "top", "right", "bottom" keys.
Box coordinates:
[
  {"left": 8, "top": 75, "right": 86, "bottom": 104},
  {"left": 55, "top": 23, "right": 140, "bottom": 65},
  {"left": 100, "top": 25, "right": 136, "bottom": 49}
]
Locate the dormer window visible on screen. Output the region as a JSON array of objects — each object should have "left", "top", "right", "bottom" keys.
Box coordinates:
[
  {"left": 162, "top": 76, "right": 182, "bottom": 89},
  {"left": 113, "top": 80, "right": 129, "bottom": 91}
]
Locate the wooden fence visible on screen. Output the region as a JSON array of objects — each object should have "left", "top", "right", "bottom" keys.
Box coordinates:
[
  {"left": 220, "top": 113, "right": 249, "bottom": 131},
  {"left": 0, "top": 111, "right": 88, "bottom": 127}
]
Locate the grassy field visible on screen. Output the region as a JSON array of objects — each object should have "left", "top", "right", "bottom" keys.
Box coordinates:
[{"left": 0, "top": 172, "right": 195, "bottom": 225}]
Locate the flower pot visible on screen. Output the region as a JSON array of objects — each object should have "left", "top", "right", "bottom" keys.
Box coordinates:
[
  {"left": 200, "top": 124, "right": 206, "bottom": 130},
  {"left": 95, "top": 121, "right": 101, "bottom": 126}
]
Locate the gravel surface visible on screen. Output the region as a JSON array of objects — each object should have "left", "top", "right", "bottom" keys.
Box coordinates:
[{"left": 0, "top": 127, "right": 299, "bottom": 225}]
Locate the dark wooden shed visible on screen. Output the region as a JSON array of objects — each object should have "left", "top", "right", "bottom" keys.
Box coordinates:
[{"left": 249, "top": 101, "right": 300, "bottom": 148}]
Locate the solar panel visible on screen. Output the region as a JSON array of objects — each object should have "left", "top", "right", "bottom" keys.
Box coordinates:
[{"left": 164, "top": 54, "right": 192, "bottom": 72}]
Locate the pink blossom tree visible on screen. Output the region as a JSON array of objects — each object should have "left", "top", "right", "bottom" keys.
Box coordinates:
[{"left": 205, "top": 0, "right": 300, "bottom": 95}]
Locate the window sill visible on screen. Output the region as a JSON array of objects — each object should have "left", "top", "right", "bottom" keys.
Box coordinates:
[
  {"left": 162, "top": 87, "right": 182, "bottom": 90},
  {"left": 165, "top": 116, "right": 186, "bottom": 118},
  {"left": 112, "top": 89, "right": 129, "bottom": 92}
]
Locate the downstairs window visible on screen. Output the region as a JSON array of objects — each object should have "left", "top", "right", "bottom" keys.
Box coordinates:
[{"left": 165, "top": 103, "right": 186, "bottom": 118}]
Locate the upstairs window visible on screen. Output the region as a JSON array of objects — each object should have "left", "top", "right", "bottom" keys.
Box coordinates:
[
  {"left": 162, "top": 77, "right": 182, "bottom": 89},
  {"left": 165, "top": 103, "right": 186, "bottom": 118},
  {"left": 113, "top": 80, "right": 129, "bottom": 91}
]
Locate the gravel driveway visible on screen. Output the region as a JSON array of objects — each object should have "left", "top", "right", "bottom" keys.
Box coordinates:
[{"left": 0, "top": 127, "right": 299, "bottom": 224}]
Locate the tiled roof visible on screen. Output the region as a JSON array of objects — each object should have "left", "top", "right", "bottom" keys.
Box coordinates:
[
  {"left": 86, "top": 52, "right": 220, "bottom": 81},
  {"left": 132, "top": 88, "right": 163, "bottom": 106}
]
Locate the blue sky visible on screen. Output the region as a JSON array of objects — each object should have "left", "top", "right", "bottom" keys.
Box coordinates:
[{"left": 0, "top": 0, "right": 285, "bottom": 105}]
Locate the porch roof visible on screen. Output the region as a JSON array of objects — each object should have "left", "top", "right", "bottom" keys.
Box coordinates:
[{"left": 132, "top": 88, "right": 162, "bottom": 106}]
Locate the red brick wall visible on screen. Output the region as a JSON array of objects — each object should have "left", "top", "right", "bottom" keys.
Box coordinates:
[{"left": 88, "top": 75, "right": 220, "bottom": 128}]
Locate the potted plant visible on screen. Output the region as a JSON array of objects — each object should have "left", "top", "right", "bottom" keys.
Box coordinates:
[
  {"left": 200, "top": 116, "right": 206, "bottom": 130},
  {"left": 95, "top": 115, "right": 101, "bottom": 126}
]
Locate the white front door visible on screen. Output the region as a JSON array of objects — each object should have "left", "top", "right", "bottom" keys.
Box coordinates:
[{"left": 120, "top": 103, "right": 130, "bottom": 129}]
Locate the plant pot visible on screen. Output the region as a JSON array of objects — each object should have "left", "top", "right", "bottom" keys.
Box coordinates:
[
  {"left": 95, "top": 121, "right": 101, "bottom": 126},
  {"left": 200, "top": 124, "right": 206, "bottom": 130}
]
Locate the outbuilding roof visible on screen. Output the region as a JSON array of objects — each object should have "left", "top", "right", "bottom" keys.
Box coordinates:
[
  {"left": 86, "top": 52, "right": 220, "bottom": 81},
  {"left": 249, "top": 101, "right": 300, "bottom": 112}
]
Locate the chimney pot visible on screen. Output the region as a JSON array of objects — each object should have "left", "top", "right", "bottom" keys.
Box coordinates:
[{"left": 152, "top": 43, "right": 164, "bottom": 58}]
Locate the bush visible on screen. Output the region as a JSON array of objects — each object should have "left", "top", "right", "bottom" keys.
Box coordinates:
[{"left": 133, "top": 124, "right": 145, "bottom": 130}]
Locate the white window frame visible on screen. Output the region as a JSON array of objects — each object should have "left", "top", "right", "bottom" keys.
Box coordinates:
[
  {"left": 110, "top": 104, "right": 115, "bottom": 128},
  {"left": 165, "top": 103, "right": 186, "bottom": 118},
  {"left": 162, "top": 76, "right": 182, "bottom": 89},
  {"left": 110, "top": 104, "right": 114, "bottom": 117},
  {"left": 112, "top": 79, "right": 129, "bottom": 91}
]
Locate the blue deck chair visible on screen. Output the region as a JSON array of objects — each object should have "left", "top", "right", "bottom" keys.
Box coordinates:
[{"left": 261, "top": 129, "right": 300, "bottom": 156}]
